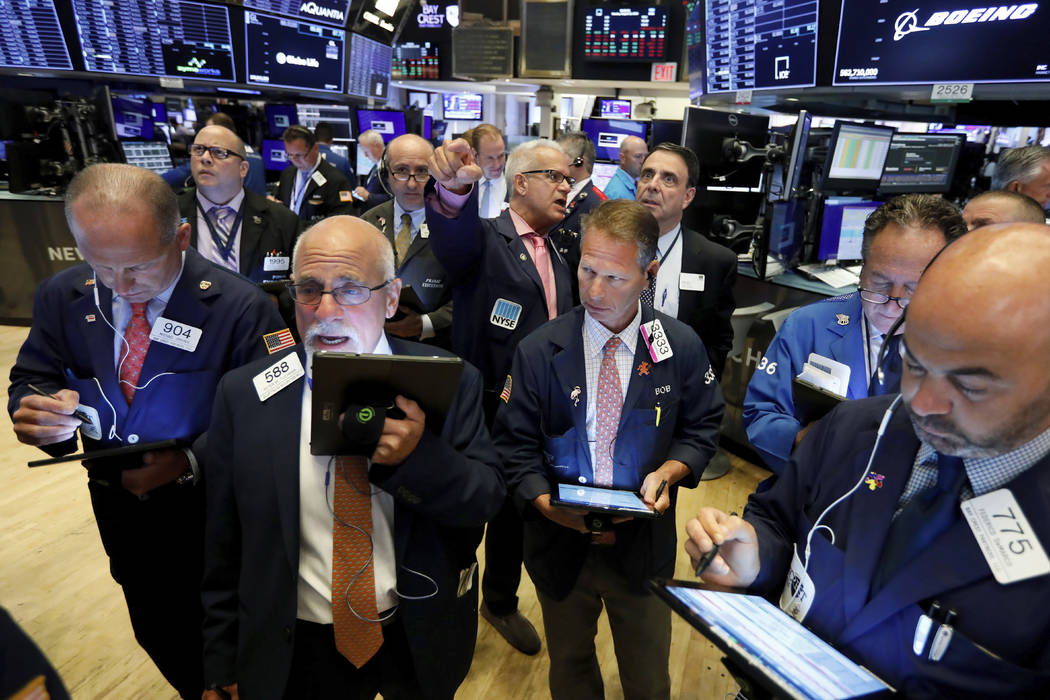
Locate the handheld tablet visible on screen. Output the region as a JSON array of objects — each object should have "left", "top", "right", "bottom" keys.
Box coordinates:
[
  {"left": 792, "top": 377, "right": 846, "bottom": 425},
  {"left": 650, "top": 579, "right": 893, "bottom": 699},
  {"left": 27, "top": 439, "right": 188, "bottom": 468},
  {"left": 549, "top": 483, "right": 658, "bottom": 519}
]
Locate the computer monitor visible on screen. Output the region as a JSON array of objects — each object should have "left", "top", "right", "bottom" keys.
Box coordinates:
[
  {"left": 352, "top": 0, "right": 414, "bottom": 44},
  {"left": 443, "top": 93, "right": 483, "bottom": 120},
  {"left": 878, "top": 133, "right": 964, "bottom": 195},
  {"left": 820, "top": 123, "right": 895, "bottom": 193},
  {"left": 244, "top": 10, "right": 346, "bottom": 93},
  {"left": 591, "top": 161, "right": 620, "bottom": 191},
  {"left": 768, "top": 199, "right": 807, "bottom": 268},
  {"left": 599, "top": 99, "right": 631, "bottom": 119},
  {"left": 264, "top": 104, "right": 298, "bottom": 139},
  {"left": 817, "top": 197, "right": 882, "bottom": 262},
  {"left": 681, "top": 106, "right": 770, "bottom": 191},
  {"left": 151, "top": 103, "right": 168, "bottom": 125},
  {"left": 779, "top": 110, "right": 812, "bottom": 201},
  {"left": 581, "top": 6, "right": 668, "bottom": 61},
  {"left": 111, "top": 97, "right": 155, "bottom": 141},
  {"left": 649, "top": 119, "right": 683, "bottom": 148},
  {"left": 261, "top": 138, "right": 290, "bottom": 170},
  {"left": 580, "top": 118, "right": 649, "bottom": 161},
  {"left": 296, "top": 103, "right": 353, "bottom": 138},
  {"left": 347, "top": 33, "right": 393, "bottom": 101},
  {"left": 242, "top": 0, "right": 352, "bottom": 27},
  {"left": 422, "top": 115, "right": 433, "bottom": 140},
  {"left": 0, "top": 0, "right": 73, "bottom": 71},
  {"left": 355, "top": 109, "right": 407, "bottom": 143},
  {"left": 121, "top": 141, "right": 173, "bottom": 174},
  {"left": 392, "top": 41, "right": 440, "bottom": 79}
]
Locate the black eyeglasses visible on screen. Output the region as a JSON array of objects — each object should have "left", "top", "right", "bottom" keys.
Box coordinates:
[
  {"left": 390, "top": 167, "right": 430, "bottom": 183},
  {"left": 858, "top": 287, "right": 911, "bottom": 309},
  {"left": 287, "top": 280, "right": 392, "bottom": 307},
  {"left": 520, "top": 169, "right": 575, "bottom": 186},
  {"left": 189, "top": 144, "right": 245, "bottom": 161}
]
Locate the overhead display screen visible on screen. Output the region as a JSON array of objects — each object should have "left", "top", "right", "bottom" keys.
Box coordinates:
[
  {"left": 347, "top": 33, "right": 392, "bottom": 101},
  {"left": 245, "top": 10, "right": 345, "bottom": 93},
  {"left": 835, "top": 0, "right": 1050, "bottom": 85},
  {"left": 242, "top": 0, "right": 352, "bottom": 27},
  {"left": 392, "top": 41, "right": 439, "bottom": 79},
  {"left": 443, "top": 93, "right": 482, "bottom": 120},
  {"left": 72, "top": 0, "right": 235, "bottom": 81},
  {"left": 0, "top": 0, "right": 73, "bottom": 71},
  {"left": 705, "top": 0, "right": 818, "bottom": 93},
  {"left": 582, "top": 6, "right": 668, "bottom": 61}
]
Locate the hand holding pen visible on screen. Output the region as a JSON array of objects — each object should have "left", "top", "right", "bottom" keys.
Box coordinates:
[
  {"left": 12, "top": 384, "right": 85, "bottom": 447},
  {"left": 683, "top": 508, "right": 762, "bottom": 588}
]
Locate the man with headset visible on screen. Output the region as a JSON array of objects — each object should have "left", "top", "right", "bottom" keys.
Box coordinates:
[
  {"left": 743, "top": 194, "right": 967, "bottom": 474},
  {"left": 551, "top": 130, "right": 607, "bottom": 302},
  {"left": 686, "top": 223, "right": 1050, "bottom": 697},
  {"left": 361, "top": 134, "right": 453, "bottom": 347},
  {"left": 8, "top": 163, "right": 287, "bottom": 699}
]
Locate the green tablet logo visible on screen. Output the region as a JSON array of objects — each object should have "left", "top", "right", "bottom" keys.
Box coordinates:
[{"left": 356, "top": 407, "right": 375, "bottom": 424}]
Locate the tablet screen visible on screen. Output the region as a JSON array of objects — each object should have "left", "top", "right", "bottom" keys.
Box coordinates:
[
  {"left": 662, "top": 585, "right": 891, "bottom": 699},
  {"left": 555, "top": 483, "right": 653, "bottom": 515}
]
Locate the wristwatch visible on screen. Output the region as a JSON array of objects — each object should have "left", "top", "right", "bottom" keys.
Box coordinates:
[{"left": 175, "top": 447, "right": 200, "bottom": 486}]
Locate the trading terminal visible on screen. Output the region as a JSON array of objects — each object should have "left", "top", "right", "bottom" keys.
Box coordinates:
[{"left": 2, "top": 0, "right": 1049, "bottom": 698}]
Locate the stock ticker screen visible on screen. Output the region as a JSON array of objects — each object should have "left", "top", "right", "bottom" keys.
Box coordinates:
[
  {"left": 704, "top": 0, "right": 818, "bottom": 92},
  {"left": 346, "top": 33, "right": 392, "bottom": 101},
  {"left": 245, "top": 10, "right": 345, "bottom": 93},
  {"left": 835, "top": 0, "right": 1050, "bottom": 84},
  {"left": 242, "top": 0, "right": 352, "bottom": 27},
  {"left": 392, "top": 41, "right": 439, "bottom": 80},
  {"left": 582, "top": 6, "right": 668, "bottom": 61},
  {"left": 0, "top": 0, "right": 73, "bottom": 70},
  {"left": 72, "top": 0, "right": 235, "bottom": 81}
]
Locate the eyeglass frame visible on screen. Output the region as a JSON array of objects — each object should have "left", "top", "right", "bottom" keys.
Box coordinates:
[
  {"left": 389, "top": 166, "right": 431, "bottom": 183},
  {"left": 519, "top": 169, "right": 576, "bottom": 187},
  {"left": 286, "top": 280, "right": 393, "bottom": 307},
  {"left": 189, "top": 144, "right": 246, "bottom": 161},
  {"left": 857, "top": 287, "right": 911, "bottom": 309}
]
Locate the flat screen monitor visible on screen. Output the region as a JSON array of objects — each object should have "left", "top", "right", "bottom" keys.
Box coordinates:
[
  {"left": 151, "top": 103, "right": 168, "bottom": 125},
  {"left": 261, "top": 138, "right": 290, "bottom": 170},
  {"left": 649, "top": 119, "right": 683, "bottom": 148},
  {"left": 121, "top": 141, "right": 173, "bottom": 174},
  {"left": 355, "top": 109, "right": 407, "bottom": 143},
  {"left": 422, "top": 115, "right": 433, "bottom": 140},
  {"left": 704, "top": 0, "right": 818, "bottom": 93},
  {"left": 242, "top": 0, "right": 352, "bottom": 28},
  {"left": 264, "top": 104, "right": 298, "bottom": 138},
  {"left": 347, "top": 33, "right": 393, "bottom": 101},
  {"left": 878, "top": 133, "right": 964, "bottom": 194},
  {"left": 599, "top": 99, "right": 632, "bottom": 119},
  {"left": 112, "top": 97, "right": 155, "bottom": 140},
  {"left": 72, "top": 0, "right": 235, "bottom": 81},
  {"left": 821, "top": 123, "right": 895, "bottom": 193},
  {"left": 0, "top": 0, "right": 73, "bottom": 71},
  {"left": 834, "top": 0, "right": 1050, "bottom": 85},
  {"left": 582, "top": 6, "right": 668, "bottom": 61},
  {"left": 352, "top": 0, "right": 413, "bottom": 44},
  {"left": 581, "top": 118, "right": 649, "bottom": 162},
  {"left": 769, "top": 199, "right": 807, "bottom": 266},
  {"left": 245, "top": 11, "right": 346, "bottom": 93},
  {"left": 681, "top": 106, "right": 770, "bottom": 190},
  {"left": 780, "top": 110, "right": 812, "bottom": 201},
  {"left": 443, "top": 93, "right": 483, "bottom": 120},
  {"left": 392, "top": 41, "right": 439, "bottom": 79},
  {"left": 817, "top": 197, "right": 881, "bottom": 262},
  {"left": 591, "top": 161, "right": 620, "bottom": 191},
  {"left": 430, "top": 119, "right": 448, "bottom": 141},
  {"left": 297, "top": 103, "right": 353, "bottom": 139}
]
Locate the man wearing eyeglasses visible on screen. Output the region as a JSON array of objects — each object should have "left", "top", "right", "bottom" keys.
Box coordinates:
[
  {"left": 200, "top": 216, "right": 504, "bottom": 700},
  {"left": 277, "top": 125, "right": 356, "bottom": 224},
  {"left": 743, "top": 194, "right": 967, "bottom": 474},
  {"left": 361, "top": 134, "right": 453, "bottom": 347},
  {"left": 551, "top": 131, "right": 608, "bottom": 303},
  {"left": 177, "top": 125, "right": 301, "bottom": 283},
  {"left": 423, "top": 137, "right": 576, "bottom": 655}
]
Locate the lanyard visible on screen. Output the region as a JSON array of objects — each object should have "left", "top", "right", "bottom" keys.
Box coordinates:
[
  {"left": 196, "top": 199, "right": 244, "bottom": 263},
  {"left": 657, "top": 227, "right": 682, "bottom": 267},
  {"left": 293, "top": 170, "right": 313, "bottom": 213}
]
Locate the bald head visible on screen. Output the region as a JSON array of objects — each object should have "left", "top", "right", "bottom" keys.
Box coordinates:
[
  {"left": 293, "top": 216, "right": 395, "bottom": 283},
  {"left": 619, "top": 136, "right": 648, "bottom": 178},
  {"left": 386, "top": 134, "right": 434, "bottom": 212},
  {"left": 903, "top": 223, "right": 1050, "bottom": 456},
  {"left": 962, "top": 190, "right": 1046, "bottom": 230}
]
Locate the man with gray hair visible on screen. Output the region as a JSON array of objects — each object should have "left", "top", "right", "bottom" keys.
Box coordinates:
[
  {"left": 355, "top": 128, "right": 392, "bottom": 211},
  {"left": 962, "top": 189, "right": 1047, "bottom": 230},
  {"left": 424, "top": 137, "right": 576, "bottom": 654},
  {"left": 8, "top": 163, "right": 286, "bottom": 698},
  {"left": 991, "top": 144, "right": 1050, "bottom": 207}
]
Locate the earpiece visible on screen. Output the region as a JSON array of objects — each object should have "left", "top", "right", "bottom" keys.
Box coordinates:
[
  {"left": 571, "top": 156, "right": 584, "bottom": 168},
  {"left": 376, "top": 148, "right": 392, "bottom": 196}
]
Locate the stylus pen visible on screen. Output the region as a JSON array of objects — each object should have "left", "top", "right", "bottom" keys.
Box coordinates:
[
  {"left": 695, "top": 543, "right": 720, "bottom": 578},
  {"left": 26, "top": 384, "right": 92, "bottom": 424},
  {"left": 653, "top": 479, "right": 668, "bottom": 503}
]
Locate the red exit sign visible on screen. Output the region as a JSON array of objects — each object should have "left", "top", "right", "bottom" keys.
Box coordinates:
[{"left": 651, "top": 62, "right": 677, "bottom": 82}]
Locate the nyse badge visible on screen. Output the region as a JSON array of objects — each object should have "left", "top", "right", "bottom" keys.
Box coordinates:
[
  {"left": 836, "top": 314, "right": 850, "bottom": 326},
  {"left": 200, "top": 280, "right": 212, "bottom": 290}
]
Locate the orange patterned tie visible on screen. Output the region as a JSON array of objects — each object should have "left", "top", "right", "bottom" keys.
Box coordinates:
[
  {"left": 119, "top": 302, "right": 151, "bottom": 404},
  {"left": 331, "top": 455, "right": 383, "bottom": 667}
]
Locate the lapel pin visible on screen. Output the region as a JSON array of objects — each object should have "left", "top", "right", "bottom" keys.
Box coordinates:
[
  {"left": 837, "top": 314, "right": 850, "bottom": 326},
  {"left": 637, "top": 361, "right": 651, "bottom": 377},
  {"left": 252, "top": 215, "right": 263, "bottom": 225},
  {"left": 570, "top": 385, "right": 581, "bottom": 407},
  {"left": 84, "top": 278, "right": 94, "bottom": 286},
  {"left": 200, "top": 280, "right": 212, "bottom": 290},
  {"left": 519, "top": 253, "right": 528, "bottom": 262},
  {"left": 865, "top": 472, "right": 885, "bottom": 491},
  {"left": 85, "top": 314, "right": 96, "bottom": 323}
]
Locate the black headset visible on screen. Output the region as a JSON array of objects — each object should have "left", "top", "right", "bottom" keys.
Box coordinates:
[{"left": 375, "top": 147, "right": 392, "bottom": 195}]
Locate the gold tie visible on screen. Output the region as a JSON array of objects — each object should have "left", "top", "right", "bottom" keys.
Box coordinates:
[
  {"left": 395, "top": 213, "right": 412, "bottom": 264},
  {"left": 331, "top": 455, "right": 383, "bottom": 667}
]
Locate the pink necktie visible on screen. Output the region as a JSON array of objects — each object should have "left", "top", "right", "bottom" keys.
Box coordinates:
[
  {"left": 527, "top": 233, "right": 558, "bottom": 320},
  {"left": 119, "top": 302, "right": 151, "bottom": 404},
  {"left": 594, "top": 337, "right": 623, "bottom": 486}
]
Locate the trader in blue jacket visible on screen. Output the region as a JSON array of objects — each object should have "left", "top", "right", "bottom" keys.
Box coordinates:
[
  {"left": 742, "top": 194, "right": 966, "bottom": 473},
  {"left": 686, "top": 223, "right": 1050, "bottom": 698},
  {"left": 8, "top": 164, "right": 286, "bottom": 699}
]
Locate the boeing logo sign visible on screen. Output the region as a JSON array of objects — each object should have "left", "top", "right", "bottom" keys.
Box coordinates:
[
  {"left": 276, "top": 52, "right": 320, "bottom": 68},
  {"left": 893, "top": 3, "right": 1039, "bottom": 40},
  {"left": 300, "top": 2, "right": 345, "bottom": 22}
]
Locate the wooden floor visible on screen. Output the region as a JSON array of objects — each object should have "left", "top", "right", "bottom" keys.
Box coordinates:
[{"left": 0, "top": 323, "right": 771, "bottom": 699}]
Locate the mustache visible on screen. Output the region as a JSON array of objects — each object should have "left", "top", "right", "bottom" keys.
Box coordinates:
[{"left": 304, "top": 319, "right": 360, "bottom": 348}]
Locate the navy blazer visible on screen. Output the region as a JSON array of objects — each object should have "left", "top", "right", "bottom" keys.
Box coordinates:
[
  {"left": 747, "top": 395, "right": 1050, "bottom": 697},
  {"left": 201, "top": 340, "right": 505, "bottom": 699},
  {"left": 551, "top": 182, "right": 608, "bottom": 304},
  {"left": 179, "top": 188, "right": 302, "bottom": 283},
  {"left": 426, "top": 187, "right": 574, "bottom": 393},
  {"left": 360, "top": 163, "right": 392, "bottom": 212},
  {"left": 494, "top": 306, "right": 724, "bottom": 599},
  {"left": 277, "top": 158, "right": 355, "bottom": 224},
  {"left": 678, "top": 228, "right": 737, "bottom": 380}
]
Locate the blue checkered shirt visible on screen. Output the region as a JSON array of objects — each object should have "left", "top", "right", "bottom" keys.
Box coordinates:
[{"left": 582, "top": 306, "right": 642, "bottom": 469}]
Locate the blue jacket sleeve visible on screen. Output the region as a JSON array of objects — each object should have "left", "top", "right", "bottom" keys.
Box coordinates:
[
  {"left": 424, "top": 187, "right": 485, "bottom": 285},
  {"left": 492, "top": 340, "right": 550, "bottom": 507}
]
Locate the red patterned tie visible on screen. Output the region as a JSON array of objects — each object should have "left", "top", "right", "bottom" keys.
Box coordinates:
[
  {"left": 119, "top": 302, "right": 151, "bottom": 404},
  {"left": 594, "top": 337, "right": 623, "bottom": 486},
  {"left": 331, "top": 455, "right": 383, "bottom": 667}
]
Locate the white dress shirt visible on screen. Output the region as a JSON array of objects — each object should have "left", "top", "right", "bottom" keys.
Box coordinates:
[
  {"left": 478, "top": 175, "right": 508, "bottom": 218},
  {"left": 194, "top": 188, "right": 245, "bottom": 273},
  {"left": 653, "top": 224, "right": 684, "bottom": 319},
  {"left": 297, "top": 334, "right": 398, "bottom": 623}
]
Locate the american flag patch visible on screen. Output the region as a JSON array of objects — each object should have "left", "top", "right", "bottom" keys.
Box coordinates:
[
  {"left": 500, "top": 375, "right": 512, "bottom": 403},
  {"left": 264, "top": 328, "right": 295, "bottom": 354}
]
